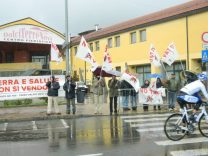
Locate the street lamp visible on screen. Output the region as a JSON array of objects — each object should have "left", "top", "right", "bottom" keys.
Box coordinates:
[{"left": 65, "top": 0, "right": 70, "bottom": 75}]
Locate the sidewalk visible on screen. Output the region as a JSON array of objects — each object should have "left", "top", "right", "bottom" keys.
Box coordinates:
[{"left": 0, "top": 94, "right": 170, "bottom": 122}]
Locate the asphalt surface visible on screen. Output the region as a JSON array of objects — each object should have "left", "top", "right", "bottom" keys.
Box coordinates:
[{"left": 0, "top": 114, "right": 208, "bottom": 156}]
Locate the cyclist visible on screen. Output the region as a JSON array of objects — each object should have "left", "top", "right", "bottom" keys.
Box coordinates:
[{"left": 177, "top": 73, "right": 208, "bottom": 122}]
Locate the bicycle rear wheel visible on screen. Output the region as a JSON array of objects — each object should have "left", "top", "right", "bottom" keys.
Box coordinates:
[
  {"left": 198, "top": 115, "right": 208, "bottom": 137},
  {"left": 164, "top": 113, "right": 187, "bottom": 141}
]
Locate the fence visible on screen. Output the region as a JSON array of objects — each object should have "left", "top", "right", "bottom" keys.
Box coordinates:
[{"left": 117, "top": 88, "right": 169, "bottom": 111}]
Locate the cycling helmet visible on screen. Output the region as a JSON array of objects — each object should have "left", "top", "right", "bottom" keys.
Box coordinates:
[
  {"left": 197, "top": 72, "right": 207, "bottom": 81},
  {"left": 180, "top": 70, "right": 198, "bottom": 83}
]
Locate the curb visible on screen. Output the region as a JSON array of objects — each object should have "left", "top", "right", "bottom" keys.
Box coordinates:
[{"left": 0, "top": 110, "right": 171, "bottom": 123}]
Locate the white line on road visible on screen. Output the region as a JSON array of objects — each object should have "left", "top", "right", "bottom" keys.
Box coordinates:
[
  {"left": 131, "top": 122, "right": 164, "bottom": 128},
  {"left": 79, "top": 153, "right": 103, "bottom": 156},
  {"left": 136, "top": 127, "right": 164, "bottom": 132},
  {"left": 170, "top": 148, "right": 208, "bottom": 156},
  {"left": 60, "top": 119, "right": 69, "bottom": 128},
  {"left": 31, "top": 121, "right": 38, "bottom": 130},
  {"left": 3, "top": 123, "right": 8, "bottom": 131},
  {"left": 124, "top": 117, "right": 167, "bottom": 123},
  {"left": 155, "top": 137, "right": 208, "bottom": 146},
  {"left": 121, "top": 113, "right": 171, "bottom": 119}
]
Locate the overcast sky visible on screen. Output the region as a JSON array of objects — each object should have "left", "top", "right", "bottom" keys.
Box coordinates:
[{"left": 0, "top": 0, "right": 190, "bottom": 36}]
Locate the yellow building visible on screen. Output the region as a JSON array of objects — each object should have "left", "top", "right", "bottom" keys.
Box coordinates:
[{"left": 71, "top": 0, "right": 208, "bottom": 83}]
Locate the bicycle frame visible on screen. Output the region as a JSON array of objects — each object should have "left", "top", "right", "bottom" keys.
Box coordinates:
[{"left": 195, "top": 105, "right": 208, "bottom": 122}]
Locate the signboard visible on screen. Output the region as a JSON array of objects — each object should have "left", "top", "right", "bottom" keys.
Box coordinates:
[
  {"left": 0, "top": 25, "right": 65, "bottom": 45},
  {"left": 202, "top": 50, "right": 208, "bottom": 62},
  {"left": 0, "top": 75, "right": 65, "bottom": 100},
  {"left": 202, "top": 32, "right": 208, "bottom": 43}
]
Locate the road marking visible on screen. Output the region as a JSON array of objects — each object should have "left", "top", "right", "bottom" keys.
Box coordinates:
[
  {"left": 3, "top": 123, "right": 8, "bottom": 131},
  {"left": 155, "top": 137, "right": 208, "bottom": 146},
  {"left": 31, "top": 121, "right": 38, "bottom": 130},
  {"left": 170, "top": 148, "right": 208, "bottom": 156},
  {"left": 79, "top": 153, "right": 103, "bottom": 156},
  {"left": 60, "top": 119, "right": 69, "bottom": 128},
  {"left": 136, "top": 127, "right": 164, "bottom": 132},
  {"left": 124, "top": 117, "right": 167, "bottom": 123},
  {"left": 131, "top": 122, "right": 164, "bottom": 127},
  {"left": 121, "top": 113, "right": 171, "bottom": 119}
]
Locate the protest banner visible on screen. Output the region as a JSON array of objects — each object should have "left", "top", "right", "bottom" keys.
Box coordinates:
[
  {"left": 0, "top": 75, "right": 65, "bottom": 100},
  {"left": 139, "top": 88, "right": 165, "bottom": 105}
]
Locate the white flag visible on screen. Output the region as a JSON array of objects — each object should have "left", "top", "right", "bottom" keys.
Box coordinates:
[
  {"left": 149, "top": 44, "right": 161, "bottom": 67},
  {"left": 121, "top": 71, "right": 140, "bottom": 92},
  {"left": 102, "top": 45, "right": 112, "bottom": 72},
  {"left": 162, "top": 42, "right": 179, "bottom": 66},
  {"left": 50, "top": 43, "right": 63, "bottom": 63},
  {"left": 76, "top": 36, "right": 98, "bottom": 71}
]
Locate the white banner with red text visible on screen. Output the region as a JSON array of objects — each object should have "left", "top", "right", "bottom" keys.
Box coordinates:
[
  {"left": 139, "top": 88, "right": 166, "bottom": 105},
  {"left": 0, "top": 75, "right": 65, "bottom": 100}
]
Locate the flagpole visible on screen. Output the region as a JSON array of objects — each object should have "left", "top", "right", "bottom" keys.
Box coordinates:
[
  {"left": 65, "top": 0, "right": 70, "bottom": 75},
  {"left": 160, "top": 60, "right": 170, "bottom": 79}
]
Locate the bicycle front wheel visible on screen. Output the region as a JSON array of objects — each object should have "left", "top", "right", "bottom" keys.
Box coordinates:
[
  {"left": 164, "top": 113, "right": 187, "bottom": 141},
  {"left": 198, "top": 114, "right": 208, "bottom": 137}
]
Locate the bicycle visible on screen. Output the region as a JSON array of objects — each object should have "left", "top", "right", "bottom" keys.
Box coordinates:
[{"left": 164, "top": 102, "right": 208, "bottom": 141}]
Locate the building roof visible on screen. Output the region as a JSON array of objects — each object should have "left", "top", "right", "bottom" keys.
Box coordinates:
[
  {"left": 0, "top": 17, "right": 65, "bottom": 39},
  {"left": 71, "top": 0, "right": 208, "bottom": 46}
]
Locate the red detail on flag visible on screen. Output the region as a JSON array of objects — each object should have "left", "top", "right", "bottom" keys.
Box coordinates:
[
  {"left": 51, "top": 43, "right": 58, "bottom": 50},
  {"left": 82, "top": 40, "right": 87, "bottom": 47},
  {"left": 130, "top": 76, "right": 137, "bottom": 83}
]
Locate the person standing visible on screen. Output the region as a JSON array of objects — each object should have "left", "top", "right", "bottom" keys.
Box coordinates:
[
  {"left": 46, "top": 75, "right": 61, "bottom": 115},
  {"left": 154, "top": 77, "right": 163, "bottom": 110},
  {"left": 129, "top": 85, "right": 138, "bottom": 111},
  {"left": 141, "top": 80, "right": 150, "bottom": 111},
  {"left": 108, "top": 75, "right": 119, "bottom": 115},
  {"left": 92, "top": 75, "right": 105, "bottom": 114},
  {"left": 63, "top": 75, "right": 76, "bottom": 115},
  {"left": 167, "top": 73, "right": 179, "bottom": 111},
  {"left": 120, "top": 80, "right": 131, "bottom": 111}
]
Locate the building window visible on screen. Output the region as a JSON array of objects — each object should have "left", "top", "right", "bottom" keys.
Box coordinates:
[
  {"left": 130, "top": 32, "right": 136, "bottom": 44},
  {"left": 164, "top": 61, "right": 186, "bottom": 80},
  {"left": 136, "top": 64, "right": 151, "bottom": 84},
  {"left": 5, "top": 52, "right": 14, "bottom": 63},
  {"left": 89, "top": 43, "right": 93, "bottom": 52},
  {"left": 95, "top": 41, "right": 100, "bottom": 51},
  {"left": 115, "top": 36, "right": 120, "bottom": 47},
  {"left": 140, "top": 29, "right": 146, "bottom": 42},
  {"left": 107, "top": 38, "right": 113, "bottom": 48},
  {"left": 74, "top": 47, "right": 77, "bottom": 55}
]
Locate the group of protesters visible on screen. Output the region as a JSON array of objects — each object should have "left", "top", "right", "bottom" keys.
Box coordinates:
[{"left": 45, "top": 73, "right": 180, "bottom": 116}]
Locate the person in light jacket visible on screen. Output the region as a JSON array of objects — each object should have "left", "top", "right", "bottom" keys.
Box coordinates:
[{"left": 92, "top": 75, "right": 105, "bottom": 114}]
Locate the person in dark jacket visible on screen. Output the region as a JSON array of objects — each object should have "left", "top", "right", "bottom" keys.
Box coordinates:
[
  {"left": 63, "top": 75, "right": 76, "bottom": 114},
  {"left": 154, "top": 78, "right": 163, "bottom": 110},
  {"left": 108, "top": 75, "right": 119, "bottom": 115},
  {"left": 46, "top": 75, "right": 61, "bottom": 115},
  {"left": 141, "top": 80, "right": 150, "bottom": 111}
]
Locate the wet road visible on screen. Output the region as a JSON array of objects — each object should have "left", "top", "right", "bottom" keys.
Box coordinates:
[{"left": 0, "top": 113, "right": 208, "bottom": 156}]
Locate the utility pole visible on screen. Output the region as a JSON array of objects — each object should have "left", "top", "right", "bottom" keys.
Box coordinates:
[{"left": 65, "top": 0, "right": 70, "bottom": 75}]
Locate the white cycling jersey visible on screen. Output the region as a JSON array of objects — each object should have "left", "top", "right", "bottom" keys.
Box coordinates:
[{"left": 180, "top": 80, "right": 208, "bottom": 99}]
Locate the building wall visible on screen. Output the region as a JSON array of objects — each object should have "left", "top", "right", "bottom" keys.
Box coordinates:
[{"left": 71, "top": 11, "right": 208, "bottom": 82}]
